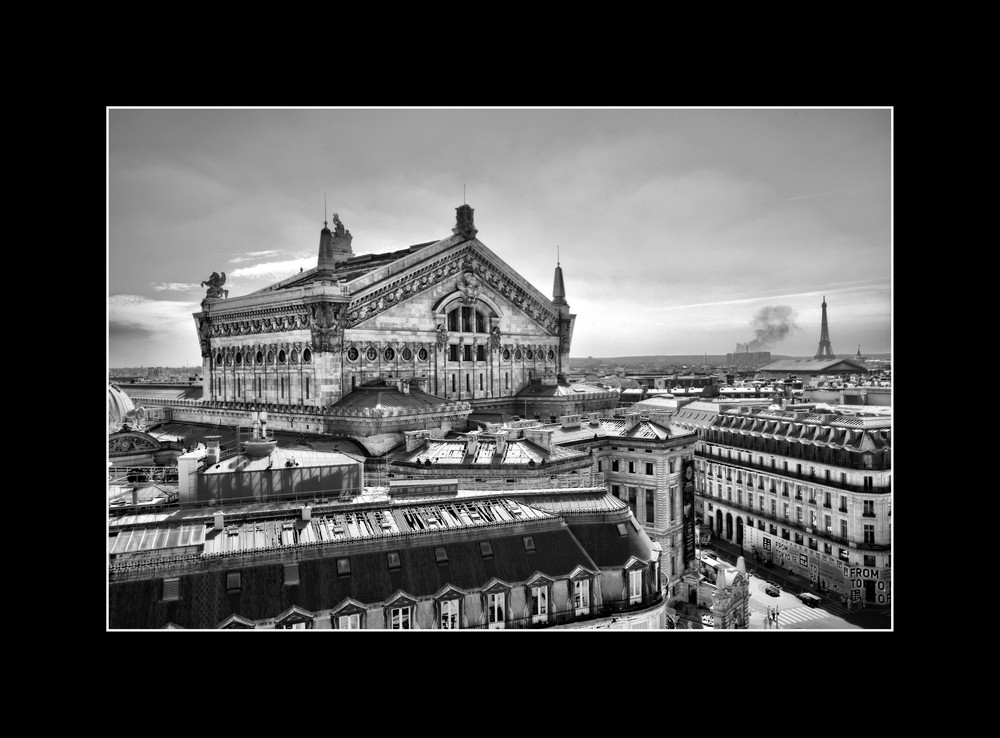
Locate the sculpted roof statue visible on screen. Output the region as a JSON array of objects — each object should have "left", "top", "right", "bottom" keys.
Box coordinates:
[{"left": 201, "top": 271, "right": 229, "bottom": 299}]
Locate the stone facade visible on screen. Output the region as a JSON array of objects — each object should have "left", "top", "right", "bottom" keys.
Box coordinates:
[{"left": 193, "top": 207, "right": 576, "bottom": 415}]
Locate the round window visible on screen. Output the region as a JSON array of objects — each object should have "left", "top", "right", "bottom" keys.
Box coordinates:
[
  {"left": 290, "top": 349, "right": 299, "bottom": 363},
  {"left": 514, "top": 349, "right": 522, "bottom": 361},
  {"left": 548, "top": 349, "right": 555, "bottom": 361},
  {"left": 502, "top": 349, "right": 511, "bottom": 361},
  {"left": 384, "top": 347, "right": 395, "bottom": 361},
  {"left": 303, "top": 348, "right": 311, "bottom": 363},
  {"left": 347, "top": 346, "right": 359, "bottom": 362},
  {"left": 266, "top": 350, "right": 275, "bottom": 364},
  {"left": 278, "top": 349, "right": 287, "bottom": 364},
  {"left": 216, "top": 352, "right": 223, "bottom": 365},
  {"left": 401, "top": 347, "right": 412, "bottom": 361},
  {"left": 235, "top": 351, "right": 243, "bottom": 365},
  {"left": 366, "top": 347, "right": 378, "bottom": 361},
  {"left": 225, "top": 352, "right": 233, "bottom": 366},
  {"left": 256, "top": 351, "right": 264, "bottom": 364},
  {"left": 526, "top": 349, "right": 534, "bottom": 360},
  {"left": 417, "top": 347, "right": 428, "bottom": 361}
]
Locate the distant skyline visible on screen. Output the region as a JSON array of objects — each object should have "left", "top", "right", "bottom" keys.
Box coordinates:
[{"left": 108, "top": 108, "right": 892, "bottom": 367}]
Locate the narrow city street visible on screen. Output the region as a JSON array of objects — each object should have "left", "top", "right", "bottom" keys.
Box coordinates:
[{"left": 706, "top": 539, "right": 891, "bottom": 630}]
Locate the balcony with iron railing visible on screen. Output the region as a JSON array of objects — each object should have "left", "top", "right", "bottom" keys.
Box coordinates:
[
  {"left": 699, "top": 491, "right": 883, "bottom": 549},
  {"left": 696, "top": 451, "right": 890, "bottom": 495}
]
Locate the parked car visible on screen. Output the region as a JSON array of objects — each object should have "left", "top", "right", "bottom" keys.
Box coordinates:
[{"left": 798, "top": 592, "right": 822, "bottom": 608}]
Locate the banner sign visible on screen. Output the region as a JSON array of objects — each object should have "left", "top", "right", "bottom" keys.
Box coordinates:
[{"left": 682, "top": 459, "right": 696, "bottom": 567}]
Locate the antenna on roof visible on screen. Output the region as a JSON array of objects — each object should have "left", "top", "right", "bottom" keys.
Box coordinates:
[
  {"left": 463, "top": 184, "right": 466, "bottom": 205},
  {"left": 324, "top": 193, "right": 327, "bottom": 227},
  {"left": 557, "top": 244, "right": 560, "bottom": 266}
]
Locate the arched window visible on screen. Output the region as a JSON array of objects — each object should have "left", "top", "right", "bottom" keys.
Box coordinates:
[{"left": 446, "top": 305, "right": 490, "bottom": 334}]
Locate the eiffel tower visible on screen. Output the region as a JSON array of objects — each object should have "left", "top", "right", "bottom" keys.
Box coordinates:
[{"left": 814, "top": 296, "right": 834, "bottom": 359}]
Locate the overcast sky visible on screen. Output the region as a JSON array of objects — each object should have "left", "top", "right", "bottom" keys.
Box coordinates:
[{"left": 108, "top": 108, "right": 891, "bottom": 367}]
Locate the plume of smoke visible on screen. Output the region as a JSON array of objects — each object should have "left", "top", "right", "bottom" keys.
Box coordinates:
[{"left": 747, "top": 305, "right": 798, "bottom": 350}]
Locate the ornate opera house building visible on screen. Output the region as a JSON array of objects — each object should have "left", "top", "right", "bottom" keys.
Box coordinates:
[{"left": 170, "top": 206, "right": 615, "bottom": 454}]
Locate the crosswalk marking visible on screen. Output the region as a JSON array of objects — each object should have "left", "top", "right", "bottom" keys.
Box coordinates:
[{"left": 774, "top": 605, "right": 842, "bottom": 626}]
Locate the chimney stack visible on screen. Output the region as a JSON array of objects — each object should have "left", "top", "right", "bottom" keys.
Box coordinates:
[
  {"left": 465, "top": 432, "right": 480, "bottom": 458},
  {"left": 205, "top": 435, "right": 221, "bottom": 466},
  {"left": 494, "top": 431, "right": 508, "bottom": 458}
]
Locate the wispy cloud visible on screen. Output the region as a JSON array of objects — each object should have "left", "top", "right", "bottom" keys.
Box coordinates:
[
  {"left": 151, "top": 282, "right": 201, "bottom": 292},
  {"left": 230, "top": 257, "right": 313, "bottom": 281},
  {"left": 638, "top": 282, "right": 890, "bottom": 313},
  {"left": 109, "top": 294, "right": 199, "bottom": 328},
  {"left": 229, "top": 249, "right": 283, "bottom": 264},
  {"left": 785, "top": 182, "right": 887, "bottom": 202},
  {"left": 108, "top": 294, "right": 202, "bottom": 366}
]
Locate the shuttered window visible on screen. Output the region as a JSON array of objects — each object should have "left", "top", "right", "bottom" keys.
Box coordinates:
[{"left": 162, "top": 577, "right": 179, "bottom": 602}]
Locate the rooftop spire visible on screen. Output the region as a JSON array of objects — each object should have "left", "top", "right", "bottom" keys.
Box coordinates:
[{"left": 552, "top": 248, "right": 567, "bottom": 307}]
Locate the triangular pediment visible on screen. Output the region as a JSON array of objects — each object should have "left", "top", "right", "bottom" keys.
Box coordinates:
[
  {"left": 623, "top": 555, "right": 648, "bottom": 571},
  {"left": 344, "top": 242, "right": 561, "bottom": 335},
  {"left": 433, "top": 583, "right": 467, "bottom": 601},
  {"left": 384, "top": 590, "right": 418, "bottom": 608},
  {"left": 331, "top": 597, "right": 368, "bottom": 616},
  {"left": 275, "top": 604, "right": 315, "bottom": 625},
  {"left": 482, "top": 577, "right": 513, "bottom": 594},
  {"left": 568, "top": 564, "right": 599, "bottom": 581},
  {"left": 217, "top": 614, "right": 256, "bottom": 629},
  {"left": 525, "top": 571, "right": 556, "bottom": 587}
]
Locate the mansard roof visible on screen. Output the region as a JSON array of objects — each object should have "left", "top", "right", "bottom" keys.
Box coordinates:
[
  {"left": 709, "top": 409, "right": 891, "bottom": 452},
  {"left": 108, "top": 521, "right": 599, "bottom": 629}
]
